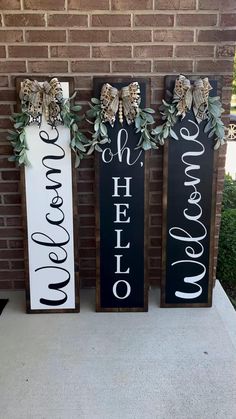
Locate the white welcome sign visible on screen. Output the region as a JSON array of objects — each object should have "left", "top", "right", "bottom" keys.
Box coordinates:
[{"left": 22, "top": 81, "right": 78, "bottom": 312}]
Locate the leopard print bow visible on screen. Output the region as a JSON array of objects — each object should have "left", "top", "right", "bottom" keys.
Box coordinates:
[
  {"left": 100, "top": 82, "right": 141, "bottom": 126},
  {"left": 19, "top": 78, "right": 63, "bottom": 126},
  {"left": 173, "top": 74, "right": 213, "bottom": 123}
]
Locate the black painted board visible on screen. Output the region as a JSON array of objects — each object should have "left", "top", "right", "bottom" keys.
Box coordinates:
[
  {"left": 94, "top": 78, "right": 148, "bottom": 311},
  {"left": 161, "top": 77, "right": 218, "bottom": 307}
]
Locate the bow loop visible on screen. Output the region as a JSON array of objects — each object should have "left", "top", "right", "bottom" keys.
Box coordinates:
[
  {"left": 20, "top": 78, "right": 63, "bottom": 126},
  {"left": 173, "top": 75, "right": 213, "bottom": 123},
  {"left": 100, "top": 82, "right": 141, "bottom": 126}
]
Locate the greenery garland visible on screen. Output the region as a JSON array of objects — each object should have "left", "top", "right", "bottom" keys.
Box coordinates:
[
  {"left": 86, "top": 98, "right": 158, "bottom": 153},
  {"left": 8, "top": 94, "right": 89, "bottom": 168},
  {"left": 152, "top": 90, "right": 225, "bottom": 150}
]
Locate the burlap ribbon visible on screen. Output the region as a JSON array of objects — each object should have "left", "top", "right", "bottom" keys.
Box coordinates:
[
  {"left": 100, "top": 82, "right": 141, "bottom": 126},
  {"left": 20, "top": 78, "right": 63, "bottom": 126},
  {"left": 173, "top": 74, "right": 213, "bottom": 123}
]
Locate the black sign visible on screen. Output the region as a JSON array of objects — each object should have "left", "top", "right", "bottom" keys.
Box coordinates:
[
  {"left": 161, "top": 77, "right": 218, "bottom": 307},
  {"left": 94, "top": 79, "right": 148, "bottom": 311}
]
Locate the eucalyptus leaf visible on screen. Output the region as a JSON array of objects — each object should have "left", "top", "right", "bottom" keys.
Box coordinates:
[
  {"left": 71, "top": 105, "right": 82, "bottom": 112},
  {"left": 143, "top": 108, "right": 155, "bottom": 114},
  {"left": 95, "top": 144, "right": 103, "bottom": 152},
  {"left": 75, "top": 154, "right": 81, "bottom": 168},
  {"left": 170, "top": 128, "right": 179, "bottom": 141},
  {"left": 91, "top": 97, "right": 100, "bottom": 104}
]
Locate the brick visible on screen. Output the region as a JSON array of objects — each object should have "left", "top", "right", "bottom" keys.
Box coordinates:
[
  {"left": 4, "top": 194, "right": 21, "bottom": 204},
  {"left": 216, "top": 45, "right": 235, "bottom": 57},
  {"left": 175, "top": 45, "right": 214, "bottom": 57},
  {"left": 91, "top": 14, "right": 131, "bottom": 27},
  {"left": 1, "top": 172, "right": 20, "bottom": 182},
  {"left": 155, "top": 0, "right": 196, "bottom": 9},
  {"left": 11, "top": 261, "right": 24, "bottom": 269},
  {"left": 0, "top": 263, "right": 10, "bottom": 271},
  {"left": 111, "top": 30, "right": 152, "bottom": 43},
  {"left": 9, "top": 240, "right": 23, "bottom": 248},
  {"left": 0, "top": 61, "right": 26, "bottom": 73},
  {"left": 0, "top": 76, "right": 8, "bottom": 87},
  {"left": 0, "top": 183, "right": 19, "bottom": 193},
  {"left": 48, "top": 14, "right": 88, "bottom": 27},
  {"left": 176, "top": 14, "right": 217, "bottom": 26},
  {"left": 220, "top": 0, "right": 236, "bottom": 11},
  {"left": 153, "top": 60, "right": 193, "bottom": 72},
  {"left": 71, "top": 60, "right": 110, "bottom": 73},
  {"left": 4, "top": 13, "right": 45, "bottom": 26},
  {"left": 74, "top": 76, "right": 92, "bottom": 89},
  {"left": 196, "top": 60, "right": 234, "bottom": 73},
  {"left": 0, "top": 89, "right": 16, "bottom": 101},
  {"left": 0, "top": 105, "right": 11, "bottom": 115},
  {"left": 134, "top": 45, "right": 173, "bottom": 58},
  {"left": 134, "top": 14, "right": 174, "bottom": 27},
  {"left": 153, "top": 29, "right": 194, "bottom": 42},
  {"left": 0, "top": 46, "right": 6, "bottom": 58},
  {"left": 68, "top": 0, "right": 109, "bottom": 9},
  {"left": 8, "top": 45, "right": 48, "bottom": 58},
  {"left": 199, "top": 0, "right": 236, "bottom": 10},
  {"left": 0, "top": 280, "right": 12, "bottom": 289},
  {"left": 112, "top": 60, "right": 151, "bottom": 72},
  {"left": 111, "top": 0, "right": 152, "bottom": 9},
  {"left": 0, "top": 206, "right": 21, "bottom": 215},
  {"left": 24, "top": 0, "right": 65, "bottom": 10},
  {"left": 0, "top": 240, "right": 7, "bottom": 248},
  {"left": 51, "top": 46, "right": 90, "bottom": 58},
  {"left": 0, "top": 228, "right": 23, "bottom": 238},
  {"left": 92, "top": 46, "right": 132, "bottom": 58},
  {"left": 26, "top": 30, "right": 66, "bottom": 43},
  {"left": 198, "top": 30, "right": 236, "bottom": 42},
  {"left": 0, "top": 118, "right": 11, "bottom": 128},
  {"left": 220, "top": 14, "right": 236, "bottom": 27},
  {"left": 0, "top": 249, "right": 23, "bottom": 259},
  {"left": 0, "top": 159, "right": 15, "bottom": 169},
  {"left": 28, "top": 60, "right": 68, "bottom": 73},
  {"left": 69, "top": 30, "right": 109, "bottom": 43},
  {"left": 0, "top": 30, "right": 23, "bottom": 43},
  {"left": 0, "top": 0, "right": 20, "bottom": 8},
  {"left": 6, "top": 217, "right": 22, "bottom": 226}
]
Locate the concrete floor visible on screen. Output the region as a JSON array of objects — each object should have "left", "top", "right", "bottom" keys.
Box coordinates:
[{"left": 0, "top": 281, "right": 236, "bottom": 419}]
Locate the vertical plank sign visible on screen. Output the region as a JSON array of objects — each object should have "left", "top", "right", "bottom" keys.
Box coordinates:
[
  {"left": 161, "top": 76, "right": 220, "bottom": 307},
  {"left": 16, "top": 78, "right": 79, "bottom": 313},
  {"left": 94, "top": 79, "right": 148, "bottom": 311}
]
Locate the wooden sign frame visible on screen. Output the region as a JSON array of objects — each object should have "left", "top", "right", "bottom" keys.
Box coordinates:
[
  {"left": 161, "top": 75, "right": 222, "bottom": 308},
  {"left": 16, "top": 77, "right": 79, "bottom": 313},
  {"left": 94, "top": 77, "right": 150, "bottom": 312}
]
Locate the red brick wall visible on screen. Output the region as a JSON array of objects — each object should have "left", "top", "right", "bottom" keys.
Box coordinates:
[{"left": 0, "top": 0, "right": 235, "bottom": 289}]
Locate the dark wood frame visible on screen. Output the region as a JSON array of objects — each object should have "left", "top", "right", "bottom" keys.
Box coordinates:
[
  {"left": 161, "top": 75, "right": 222, "bottom": 308},
  {"left": 16, "top": 77, "right": 79, "bottom": 313},
  {"left": 94, "top": 77, "right": 150, "bottom": 312}
]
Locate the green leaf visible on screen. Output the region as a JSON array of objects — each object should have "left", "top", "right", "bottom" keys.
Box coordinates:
[
  {"left": 142, "top": 140, "right": 152, "bottom": 151},
  {"left": 71, "top": 105, "right": 82, "bottom": 112},
  {"left": 75, "top": 154, "right": 81, "bottom": 168},
  {"left": 135, "top": 116, "right": 141, "bottom": 130},
  {"left": 145, "top": 113, "right": 155, "bottom": 124},
  {"left": 87, "top": 145, "right": 95, "bottom": 155},
  {"left": 14, "top": 121, "right": 24, "bottom": 129},
  {"left": 152, "top": 125, "right": 163, "bottom": 135},
  {"left": 75, "top": 142, "right": 86, "bottom": 152},
  {"left": 143, "top": 108, "right": 155, "bottom": 114},
  {"left": 100, "top": 123, "right": 107, "bottom": 136},
  {"left": 70, "top": 91, "right": 77, "bottom": 100},
  {"left": 169, "top": 128, "right": 179, "bottom": 141},
  {"left": 204, "top": 119, "right": 212, "bottom": 133},
  {"left": 91, "top": 97, "right": 100, "bottom": 104},
  {"left": 95, "top": 144, "right": 103, "bottom": 152}
]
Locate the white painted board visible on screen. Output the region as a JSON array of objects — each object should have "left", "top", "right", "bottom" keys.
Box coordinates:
[{"left": 24, "top": 82, "right": 76, "bottom": 310}]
